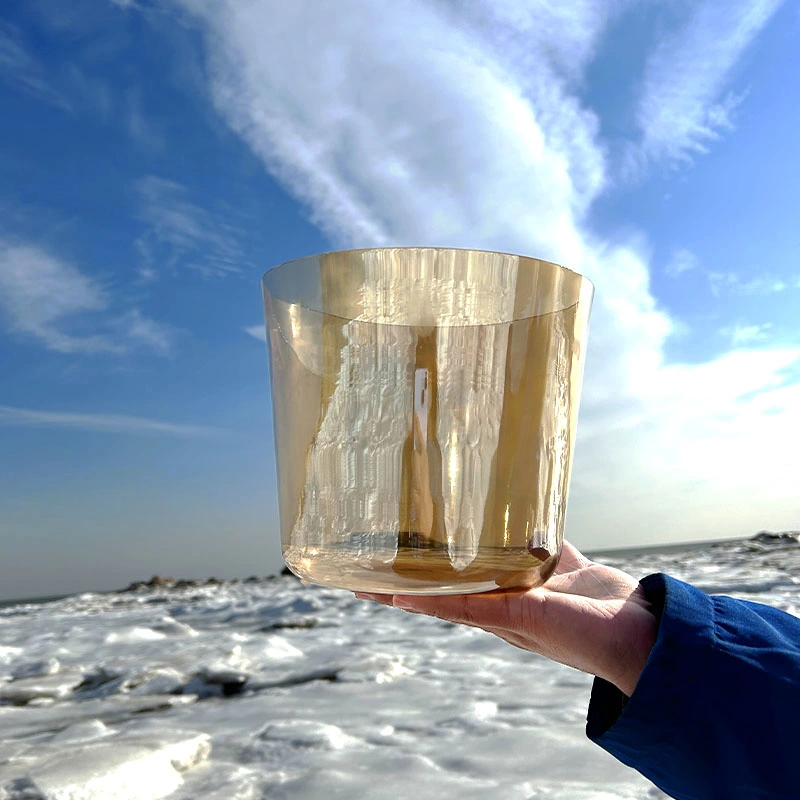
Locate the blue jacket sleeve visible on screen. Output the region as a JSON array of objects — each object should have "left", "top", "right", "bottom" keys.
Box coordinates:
[{"left": 586, "top": 573, "right": 800, "bottom": 800}]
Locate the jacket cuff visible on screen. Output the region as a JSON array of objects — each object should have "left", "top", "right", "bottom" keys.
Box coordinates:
[{"left": 585, "top": 574, "right": 715, "bottom": 780}]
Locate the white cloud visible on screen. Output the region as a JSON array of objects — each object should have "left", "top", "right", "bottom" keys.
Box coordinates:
[
  {"left": 183, "top": 0, "right": 602, "bottom": 257},
  {"left": 0, "top": 20, "right": 73, "bottom": 112},
  {"left": 0, "top": 242, "right": 116, "bottom": 353},
  {"left": 244, "top": 325, "right": 266, "bottom": 342},
  {"left": 569, "top": 347, "right": 800, "bottom": 540},
  {"left": 0, "top": 405, "right": 220, "bottom": 436},
  {"left": 135, "top": 175, "right": 247, "bottom": 279},
  {"left": 721, "top": 323, "right": 773, "bottom": 345},
  {"left": 126, "top": 89, "right": 165, "bottom": 152},
  {"left": 177, "top": 0, "right": 798, "bottom": 545},
  {"left": 629, "top": 0, "right": 785, "bottom": 171},
  {"left": 0, "top": 241, "right": 175, "bottom": 355},
  {"left": 116, "top": 309, "right": 176, "bottom": 355},
  {"left": 664, "top": 248, "right": 699, "bottom": 277},
  {"left": 709, "top": 271, "right": 797, "bottom": 296},
  {"left": 137, "top": 265, "right": 158, "bottom": 283}
]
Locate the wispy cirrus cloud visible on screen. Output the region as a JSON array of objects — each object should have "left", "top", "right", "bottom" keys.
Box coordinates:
[
  {"left": 125, "top": 89, "right": 165, "bottom": 152},
  {"left": 721, "top": 322, "right": 773, "bottom": 345},
  {"left": 0, "top": 241, "right": 176, "bottom": 355},
  {"left": 135, "top": 175, "right": 248, "bottom": 279},
  {"left": 244, "top": 325, "right": 266, "bottom": 342},
  {"left": 0, "top": 20, "right": 73, "bottom": 112},
  {"left": 708, "top": 271, "right": 800, "bottom": 296},
  {"left": 628, "top": 0, "right": 785, "bottom": 172},
  {"left": 174, "top": 0, "right": 798, "bottom": 544},
  {"left": 115, "top": 308, "right": 175, "bottom": 355},
  {"left": 664, "top": 248, "right": 699, "bottom": 278},
  {"left": 0, "top": 405, "right": 221, "bottom": 437}
]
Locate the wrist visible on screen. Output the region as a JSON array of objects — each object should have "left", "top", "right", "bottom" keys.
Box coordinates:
[{"left": 608, "top": 591, "right": 659, "bottom": 697}]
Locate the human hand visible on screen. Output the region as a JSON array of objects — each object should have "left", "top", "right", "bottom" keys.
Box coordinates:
[{"left": 355, "top": 542, "right": 658, "bottom": 697}]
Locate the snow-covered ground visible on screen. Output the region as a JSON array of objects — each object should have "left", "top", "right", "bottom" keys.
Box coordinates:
[{"left": 1, "top": 534, "right": 797, "bottom": 800}]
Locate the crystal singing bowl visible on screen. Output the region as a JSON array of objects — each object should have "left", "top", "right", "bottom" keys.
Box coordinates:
[{"left": 262, "top": 248, "right": 593, "bottom": 594}]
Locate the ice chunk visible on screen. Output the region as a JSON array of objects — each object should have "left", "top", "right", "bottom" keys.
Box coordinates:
[
  {"left": 0, "top": 673, "right": 80, "bottom": 704},
  {"left": 28, "top": 733, "right": 210, "bottom": 800},
  {"left": 51, "top": 720, "right": 113, "bottom": 744},
  {"left": 25, "top": 698, "right": 56, "bottom": 708},
  {"left": 11, "top": 660, "right": 60, "bottom": 680},
  {"left": 262, "top": 635, "right": 303, "bottom": 660},
  {"left": 248, "top": 666, "right": 340, "bottom": 690},
  {"left": 73, "top": 668, "right": 125, "bottom": 699},
  {"left": 150, "top": 618, "right": 197, "bottom": 637},
  {"left": 0, "top": 776, "right": 44, "bottom": 799},
  {"left": 104, "top": 628, "right": 166, "bottom": 644},
  {"left": 129, "top": 669, "right": 185, "bottom": 696},
  {"left": 472, "top": 700, "right": 497, "bottom": 720},
  {"left": 338, "top": 653, "right": 413, "bottom": 684},
  {"left": 258, "top": 720, "right": 358, "bottom": 750},
  {"left": 0, "top": 645, "right": 24, "bottom": 663}
]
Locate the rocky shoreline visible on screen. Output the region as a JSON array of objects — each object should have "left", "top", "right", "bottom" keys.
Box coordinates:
[
  {"left": 118, "top": 567, "right": 296, "bottom": 594},
  {"left": 117, "top": 533, "right": 798, "bottom": 594}
]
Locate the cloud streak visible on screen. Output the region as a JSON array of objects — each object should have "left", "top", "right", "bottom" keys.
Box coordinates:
[
  {"left": 0, "top": 405, "right": 221, "bottom": 437},
  {"left": 665, "top": 248, "right": 699, "bottom": 278},
  {"left": 630, "top": 0, "right": 785, "bottom": 170},
  {"left": 0, "top": 241, "right": 176, "bottom": 355},
  {"left": 135, "top": 175, "right": 248, "bottom": 279},
  {"left": 0, "top": 20, "right": 73, "bottom": 112},
  {"left": 244, "top": 325, "right": 266, "bottom": 342},
  {"left": 721, "top": 323, "right": 773, "bottom": 345},
  {"left": 708, "top": 271, "right": 800, "bottom": 296}
]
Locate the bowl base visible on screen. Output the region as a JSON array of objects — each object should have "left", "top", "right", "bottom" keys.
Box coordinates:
[{"left": 282, "top": 539, "right": 560, "bottom": 594}]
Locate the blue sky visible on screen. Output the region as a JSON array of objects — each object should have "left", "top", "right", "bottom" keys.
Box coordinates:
[{"left": 1, "top": 0, "right": 798, "bottom": 600}]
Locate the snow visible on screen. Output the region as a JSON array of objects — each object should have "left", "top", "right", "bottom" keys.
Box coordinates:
[
  {"left": 0, "top": 536, "right": 797, "bottom": 799},
  {"left": 28, "top": 732, "right": 210, "bottom": 800},
  {"left": 10, "top": 660, "right": 60, "bottom": 681}
]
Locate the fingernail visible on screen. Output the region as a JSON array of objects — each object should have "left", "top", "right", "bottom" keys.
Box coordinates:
[{"left": 393, "top": 597, "right": 417, "bottom": 610}]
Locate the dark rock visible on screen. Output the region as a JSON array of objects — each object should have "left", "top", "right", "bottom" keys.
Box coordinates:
[
  {"left": 750, "top": 531, "right": 799, "bottom": 545},
  {"left": 183, "top": 667, "right": 249, "bottom": 700},
  {"left": 120, "top": 575, "right": 177, "bottom": 592},
  {"left": 173, "top": 579, "right": 202, "bottom": 590},
  {"left": 133, "top": 702, "right": 175, "bottom": 715},
  {"left": 258, "top": 618, "right": 319, "bottom": 632},
  {"left": 220, "top": 679, "right": 247, "bottom": 697},
  {"left": 118, "top": 575, "right": 227, "bottom": 593},
  {"left": 2, "top": 778, "right": 40, "bottom": 799}
]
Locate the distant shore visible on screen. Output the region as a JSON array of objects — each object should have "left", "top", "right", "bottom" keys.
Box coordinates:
[
  {"left": 587, "top": 530, "right": 797, "bottom": 560},
  {"left": 585, "top": 537, "right": 741, "bottom": 560},
  {"left": 0, "top": 593, "right": 72, "bottom": 610},
  {"left": 3, "top": 532, "right": 796, "bottom": 609}
]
